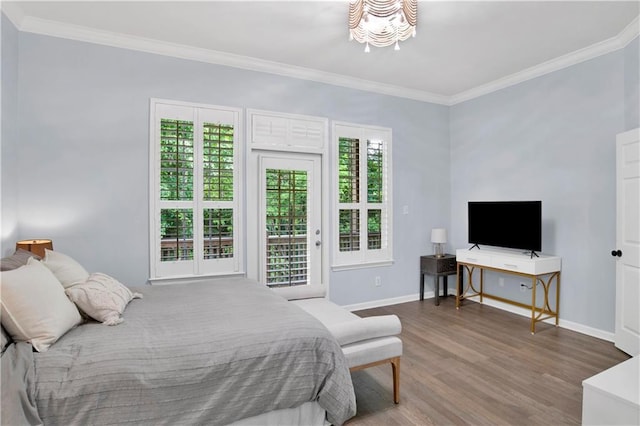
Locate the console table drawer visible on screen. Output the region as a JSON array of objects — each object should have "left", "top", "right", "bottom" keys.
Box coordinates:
[
  {"left": 492, "top": 258, "right": 533, "bottom": 273},
  {"left": 456, "top": 249, "right": 561, "bottom": 275},
  {"left": 456, "top": 251, "right": 491, "bottom": 265}
]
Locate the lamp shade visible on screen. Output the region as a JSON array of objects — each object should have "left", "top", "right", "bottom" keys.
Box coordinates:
[
  {"left": 16, "top": 239, "right": 53, "bottom": 258},
  {"left": 430, "top": 228, "right": 447, "bottom": 244}
]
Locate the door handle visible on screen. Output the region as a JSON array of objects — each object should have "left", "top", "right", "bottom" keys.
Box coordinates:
[{"left": 611, "top": 249, "right": 622, "bottom": 257}]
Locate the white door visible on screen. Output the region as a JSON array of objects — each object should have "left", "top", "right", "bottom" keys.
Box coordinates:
[
  {"left": 259, "top": 154, "right": 322, "bottom": 287},
  {"left": 614, "top": 128, "right": 640, "bottom": 356}
]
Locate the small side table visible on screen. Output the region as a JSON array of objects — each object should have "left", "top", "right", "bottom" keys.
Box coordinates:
[{"left": 420, "top": 254, "right": 457, "bottom": 306}]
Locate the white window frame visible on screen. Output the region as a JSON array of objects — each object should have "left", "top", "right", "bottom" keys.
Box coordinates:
[
  {"left": 149, "top": 98, "right": 243, "bottom": 283},
  {"left": 331, "top": 121, "right": 393, "bottom": 270}
]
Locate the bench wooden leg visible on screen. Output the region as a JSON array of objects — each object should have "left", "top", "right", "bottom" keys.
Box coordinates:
[
  {"left": 390, "top": 356, "right": 400, "bottom": 404},
  {"left": 350, "top": 356, "right": 401, "bottom": 404}
]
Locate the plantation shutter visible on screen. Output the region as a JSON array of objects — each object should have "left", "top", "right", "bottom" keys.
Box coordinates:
[
  {"left": 151, "top": 100, "right": 242, "bottom": 280},
  {"left": 333, "top": 122, "right": 393, "bottom": 268}
]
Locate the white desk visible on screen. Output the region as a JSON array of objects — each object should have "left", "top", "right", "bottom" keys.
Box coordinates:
[{"left": 456, "top": 248, "right": 562, "bottom": 334}]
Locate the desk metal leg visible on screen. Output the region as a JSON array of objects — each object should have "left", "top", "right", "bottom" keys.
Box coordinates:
[
  {"left": 420, "top": 273, "right": 425, "bottom": 301},
  {"left": 434, "top": 275, "right": 440, "bottom": 306},
  {"left": 456, "top": 265, "right": 461, "bottom": 309},
  {"left": 531, "top": 275, "right": 537, "bottom": 334}
]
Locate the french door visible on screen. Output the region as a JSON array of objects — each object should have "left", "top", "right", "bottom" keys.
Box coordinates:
[{"left": 259, "top": 154, "right": 322, "bottom": 287}]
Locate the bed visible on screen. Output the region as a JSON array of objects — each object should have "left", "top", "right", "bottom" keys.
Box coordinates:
[{"left": 1, "top": 252, "right": 356, "bottom": 426}]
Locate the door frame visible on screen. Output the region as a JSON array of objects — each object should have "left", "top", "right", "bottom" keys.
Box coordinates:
[
  {"left": 247, "top": 150, "right": 329, "bottom": 290},
  {"left": 246, "top": 109, "right": 330, "bottom": 293}
]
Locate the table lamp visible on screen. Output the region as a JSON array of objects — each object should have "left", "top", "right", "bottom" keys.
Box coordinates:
[
  {"left": 16, "top": 239, "right": 53, "bottom": 258},
  {"left": 431, "top": 228, "right": 447, "bottom": 258}
]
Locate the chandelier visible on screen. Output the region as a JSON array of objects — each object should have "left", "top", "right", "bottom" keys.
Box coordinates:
[{"left": 349, "top": 0, "right": 417, "bottom": 52}]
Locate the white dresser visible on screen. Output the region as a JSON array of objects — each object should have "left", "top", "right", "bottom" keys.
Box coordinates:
[{"left": 582, "top": 356, "right": 639, "bottom": 425}]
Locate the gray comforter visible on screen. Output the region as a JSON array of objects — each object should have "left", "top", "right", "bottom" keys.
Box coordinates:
[{"left": 3, "top": 278, "right": 356, "bottom": 425}]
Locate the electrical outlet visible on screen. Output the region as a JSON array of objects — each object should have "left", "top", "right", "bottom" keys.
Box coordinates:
[
  {"left": 520, "top": 282, "right": 527, "bottom": 292},
  {"left": 375, "top": 276, "right": 382, "bottom": 287}
]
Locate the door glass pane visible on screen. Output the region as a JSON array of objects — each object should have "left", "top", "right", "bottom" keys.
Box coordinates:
[
  {"left": 265, "top": 169, "right": 308, "bottom": 287},
  {"left": 339, "top": 209, "right": 360, "bottom": 252},
  {"left": 203, "top": 208, "right": 233, "bottom": 259},
  {"left": 160, "top": 208, "right": 193, "bottom": 261}
]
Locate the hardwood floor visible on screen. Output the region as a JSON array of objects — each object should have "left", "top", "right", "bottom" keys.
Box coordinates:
[{"left": 346, "top": 297, "right": 630, "bottom": 426}]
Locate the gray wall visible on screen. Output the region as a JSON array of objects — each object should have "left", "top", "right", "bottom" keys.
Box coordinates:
[
  {"left": 450, "top": 48, "right": 628, "bottom": 332},
  {"left": 2, "top": 13, "right": 638, "bottom": 333},
  {"left": 5, "top": 26, "right": 450, "bottom": 307},
  {"left": 1, "top": 15, "right": 20, "bottom": 252},
  {"left": 625, "top": 37, "right": 639, "bottom": 130}
]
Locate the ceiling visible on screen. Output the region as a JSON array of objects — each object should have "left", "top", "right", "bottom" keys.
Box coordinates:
[{"left": 3, "top": 1, "right": 639, "bottom": 104}]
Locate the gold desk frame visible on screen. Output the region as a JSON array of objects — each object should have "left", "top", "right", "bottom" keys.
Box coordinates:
[{"left": 456, "top": 262, "right": 561, "bottom": 334}]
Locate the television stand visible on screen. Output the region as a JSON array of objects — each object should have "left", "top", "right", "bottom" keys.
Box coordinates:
[
  {"left": 455, "top": 248, "right": 561, "bottom": 334},
  {"left": 468, "top": 243, "right": 480, "bottom": 251}
]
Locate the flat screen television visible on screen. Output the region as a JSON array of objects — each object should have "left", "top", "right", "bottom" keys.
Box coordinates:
[{"left": 468, "top": 201, "right": 542, "bottom": 255}]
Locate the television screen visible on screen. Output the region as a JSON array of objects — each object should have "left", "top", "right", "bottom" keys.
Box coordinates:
[{"left": 468, "top": 201, "right": 542, "bottom": 252}]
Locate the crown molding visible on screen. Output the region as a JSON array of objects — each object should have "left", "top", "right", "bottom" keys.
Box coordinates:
[
  {"left": 618, "top": 15, "right": 640, "bottom": 48},
  {"left": 450, "top": 16, "right": 639, "bottom": 105},
  {"left": 1, "top": 2, "right": 25, "bottom": 28},
  {"left": 3, "top": 9, "right": 638, "bottom": 107},
  {"left": 12, "top": 14, "right": 450, "bottom": 105}
]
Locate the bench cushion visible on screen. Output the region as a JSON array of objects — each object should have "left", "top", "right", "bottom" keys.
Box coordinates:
[
  {"left": 273, "top": 288, "right": 403, "bottom": 370},
  {"left": 293, "top": 298, "right": 399, "bottom": 343},
  {"left": 342, "top": 337, "right": 402, "bottom": 369}
]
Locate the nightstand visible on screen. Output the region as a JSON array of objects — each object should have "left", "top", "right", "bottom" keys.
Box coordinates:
[{"left": 420, "top": 254, "right": 457, "bottom": 306}]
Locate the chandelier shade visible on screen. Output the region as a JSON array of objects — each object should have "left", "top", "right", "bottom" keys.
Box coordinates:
[{"left": 349, "top": 0, "right": 417, "bottom": 51}]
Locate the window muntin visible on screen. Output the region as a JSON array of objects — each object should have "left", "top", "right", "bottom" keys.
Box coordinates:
[
  {"left": 339, "top": 209, "right": 360, "bottom": 252},
  {"left": 339, "top": 137, "right": 360, "bottom": 204},
  {"left": 367, "top": 139, "right": 384, "bottom": 203},
  {"left": 367, "top": 209, "right": 382, "bottom": 249},
  {"left": 203, "top": 208, "right": 233, "bottom": 259},
  {"left": 203, "top": 123, "right": 234, "bottom": 202},
  {"left": 160, "top": 208, "right": 193, "bottom": 261},
  {"left": 160, "top": 119, "right": 194, "bottom": 201}
]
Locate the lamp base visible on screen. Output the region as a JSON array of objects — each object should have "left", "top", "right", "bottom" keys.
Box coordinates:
[{"left": 433, "top": 243, "right": 444, "bottom": 258}]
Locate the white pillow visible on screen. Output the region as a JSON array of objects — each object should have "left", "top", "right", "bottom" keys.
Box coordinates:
[
  {"left": 0, "top": 258, "right": 82, "bottom": 352},
  {"left": 65, "top": 273, "right": 142, "bottom": 326},
  {"left": 42, "top": 249, "right": 90, "bottom": 288}
]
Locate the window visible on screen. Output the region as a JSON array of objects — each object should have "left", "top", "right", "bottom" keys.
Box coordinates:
[
  {"left": 332, "top": 122, "right": 393, "bottom": 268},
  {"left": 150, "top": 99, "right": 242, "bottom": 280}
]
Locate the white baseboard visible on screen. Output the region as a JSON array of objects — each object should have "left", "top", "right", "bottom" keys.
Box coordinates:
[
  {"left": 470, "top": 296, "right": 615, "bottom": 342},
  {"left": 342, "top": 292, "right": 615, "bottom": 342},
  {"left": 341, "top": 293, "right": 423, "bottom": 312}
]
